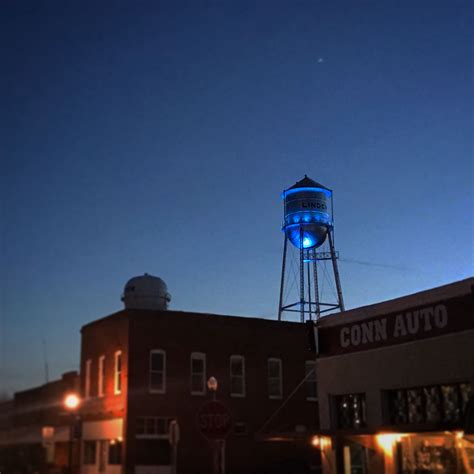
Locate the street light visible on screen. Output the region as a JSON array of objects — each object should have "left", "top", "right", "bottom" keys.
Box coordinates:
[
  {"left": 64, "top": 393, "right": 80, "bottom": 410},
  {"left": 206, "top": 377, "right": 225, "bottom": 474},
  {"left": 207, "top": 377, "right": 218, "bottom": 400},
  {"left": 63, "top": 393, "right": 81, "bottom": 474}
]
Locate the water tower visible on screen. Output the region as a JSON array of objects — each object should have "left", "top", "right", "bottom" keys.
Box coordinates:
[
  {"left": 278, "top": 175, "right": 344, "bottom": 322},
  {"left": 121, "top": 273, "right": 171, "bottom": 310}
]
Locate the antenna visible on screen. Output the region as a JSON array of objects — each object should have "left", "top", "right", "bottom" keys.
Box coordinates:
[{"left": 42, "top": 338, "right": 49, "bottom": 384}]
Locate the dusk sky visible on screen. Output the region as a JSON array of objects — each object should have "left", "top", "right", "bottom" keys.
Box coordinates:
[{"left": 1, "top": 0, "right": 472, "bottom": 394}]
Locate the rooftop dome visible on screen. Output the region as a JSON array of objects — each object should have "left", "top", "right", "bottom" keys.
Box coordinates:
[{"left": 121, "top": 273, "right": 171, "bottom": 310}]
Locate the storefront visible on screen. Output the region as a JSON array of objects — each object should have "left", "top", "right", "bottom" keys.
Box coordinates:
[{"left": 314, "top": 278, "right": 474, "bottom": 473}]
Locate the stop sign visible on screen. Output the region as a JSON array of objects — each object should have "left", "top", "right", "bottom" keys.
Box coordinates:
[{"left": 196, "top": 401, "right": 232, "bottom": 440}]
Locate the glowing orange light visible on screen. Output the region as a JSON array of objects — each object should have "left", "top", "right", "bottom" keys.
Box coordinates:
[
  {"left": 376, "top": 434, "right": 405, "bottom": 455},
  {"left": 311, "top": 436, "right": 320, "bottom": 447},
  {"left": 455, "top": 431, "right": 464, "bottom": 440},
  {"left": 64, "top": 393, "right": 80, "bottom": 410}
]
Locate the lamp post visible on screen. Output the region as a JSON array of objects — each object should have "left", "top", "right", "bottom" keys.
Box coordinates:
[
  {"left": 63, "top": 393, "right": 81, "bottom": 474},
  {"left": 207, "top": 376, "right": 218, "bottom": 400},
  {"left": 206, "top": 377, "right": 225, "bottom": 474}
]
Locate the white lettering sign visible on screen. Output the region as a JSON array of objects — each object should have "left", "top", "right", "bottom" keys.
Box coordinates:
[{"left": 339, "top": 304, "right": 448, "bottom": 349}]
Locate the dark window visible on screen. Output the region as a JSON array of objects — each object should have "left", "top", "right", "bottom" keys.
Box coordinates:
[
  {"left": 234, "top": 422, "right": 248, "bottom": 435},
  {"left": 149, "top": 351, "right": 165, "bottom": 393},
  {"left": 83, "top": 441, "right": 96, "bottom": 465},
  {"left": 386, "top": 381, "right": 471, "bottom": 426},
  {"left": 136, "top": 417, "right": 145, "bottom": 435},
  {"left": 334, "top": 393, "right": 367, "bottom": 429},
  {"left": 230, "top": 356, "right": 245, "bottom": 397},
  {"left": 267, "top": 358, "right": 282, "bottom": 399},
  {"left": 108, "top": 441, "right": 122, "bottom": 465},
  {"left": 191, "top": 353, "right": 206, "bottom": 394},
  {"left": 136, "top": 416, "right": 172, "bottom": 436},
  {"left": 407, "top": 389, "right": 424, "bottom": 424}
]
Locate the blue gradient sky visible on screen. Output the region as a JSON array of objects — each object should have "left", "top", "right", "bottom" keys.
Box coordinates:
[{"left": 1, "top": 1, "right": 472, "bottom": 393}]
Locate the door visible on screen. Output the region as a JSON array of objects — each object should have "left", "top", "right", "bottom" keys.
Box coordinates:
[{"left": 98, "top": 440, "right": 108, "bottom": 474}]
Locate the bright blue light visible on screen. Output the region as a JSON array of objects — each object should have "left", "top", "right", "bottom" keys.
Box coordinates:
[
  {"left": 283, "top": 223, "right": 329, "bottom": 249},
  {"left": 281, "top": 187, "right": 332, "bottom": 199}
]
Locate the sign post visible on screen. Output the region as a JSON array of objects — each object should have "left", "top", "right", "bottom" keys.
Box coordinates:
[
  {"left": 197, "top": 401, "right": 232, "bottom": 474},
  {"left": 169, "top": 419, "right": 180, "bottom": 474}
]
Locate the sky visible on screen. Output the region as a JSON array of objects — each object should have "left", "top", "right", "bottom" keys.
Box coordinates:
[{"left": 1, "top": 0, "right": 472, "bottom": 394}]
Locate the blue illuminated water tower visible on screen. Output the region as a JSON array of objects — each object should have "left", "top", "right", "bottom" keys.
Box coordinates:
[{"left": 278, "top": 175, "right": 345, "bottom": 322}]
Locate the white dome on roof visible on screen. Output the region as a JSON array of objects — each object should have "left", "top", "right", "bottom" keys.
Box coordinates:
[{"left": 121, "top": 273, "right": 171, "bottom": 310}]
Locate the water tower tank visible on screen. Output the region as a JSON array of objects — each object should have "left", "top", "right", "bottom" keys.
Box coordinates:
[
  {"left": 121, "top": 273, "right": 171, "bottom": 310},
  {"left": 282, "top": 175, "right": 332, "bottom": 249}
]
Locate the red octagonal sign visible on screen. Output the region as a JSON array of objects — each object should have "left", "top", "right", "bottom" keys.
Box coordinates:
[{"left": 197, "top": 401, "right": 232, "bottom": 440}]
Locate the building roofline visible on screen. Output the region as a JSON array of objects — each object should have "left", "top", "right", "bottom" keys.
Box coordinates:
[
  {"left": 81, "top": 308, "right": 303, "bottom": 331},
  {"left": 319, "top": 277, "right": 473, "bottom": 327}
]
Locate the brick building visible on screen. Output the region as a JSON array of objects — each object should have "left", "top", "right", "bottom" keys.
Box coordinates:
[
  {"left": 79, "top": 303, "right": 319, "bottom": 474},
  {"left": 0, "top": 371, "right": 80, "bottom": 473}
]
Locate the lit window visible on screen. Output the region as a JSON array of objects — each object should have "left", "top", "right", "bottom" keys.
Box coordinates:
[
  {"left": 98, "top": 355, "right": 105, "bottom": 397},
  {"left": 83, "top": 441, "right": 96, "bottom": 465},
  {"left": 108, "top": 440, "right": 122, "bottom": 465},
  {"left": 85, "top": 359, "right": 92, "bottom": 399},
  {"left": 334, "top": 393, "right": 366, "bottom": 429},
  {"left": 305, "top": 360, "right": 317, "bottom": 401},
  {"left": 268, "top": 358, "right": 282, "bottom": 399},
  {"left": 150, "top": 350, "right": 166, "bottom": 393},
  {"left": 190, "top": 353, "right": 206, "bottom": 395},
  {"left": 114, "top": 351, "right": 122, "bottom": 394},
  {"left": 230, "top": 355, "right": 246, "bottom": 397}
]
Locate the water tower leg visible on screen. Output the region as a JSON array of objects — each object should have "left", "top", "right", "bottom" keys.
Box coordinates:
[
  {"left": 277, "top": 235, "right": 288, "bottom": 321},
  {"left": 299, "top": 226, "right": 305, "bottom": 323},
  {"left": 306, "top": 250, "right": 312, "bottom": 320},
  {"left": 328, "top": 229, "right": 345, "bottom": 312},
  {"left": 312, "top": 248, "right": 321, "bottom": 320}
]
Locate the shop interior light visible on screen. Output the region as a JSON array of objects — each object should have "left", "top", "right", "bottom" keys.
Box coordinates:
[
  {"left": 311, "top": 436, "right": 332, "bottom": 450},
  {"left": 320, "top": 436, "right": 331, "bottom": 450},
  {"left": 376, "top": 433, "right": 406, "bottom": 455}
]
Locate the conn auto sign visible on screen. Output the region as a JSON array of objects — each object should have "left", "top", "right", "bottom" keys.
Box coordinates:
[
  {"left": 318, "top": 295, "right": 474, "bottom": 356},
  {"left": 340, "top": 304, "right": 448, "bottom": 348}
]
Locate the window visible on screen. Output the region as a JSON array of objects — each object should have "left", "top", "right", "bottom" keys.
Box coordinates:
[
  {"left": 108, "top": 440, "right": 122, "bottom": 465},
  {"left": 83, "top": 441, "right": 96, "bottom": 465},
  {"left": 305, "top": 360, "right": 317, "bottom": 401},
  {"left": 98, "top": 355, "right": 105, "bottom": 397},
  {"left": 385, "top": 381, "right": 471, "bottom": 426},
  {"left": 234, "top": 422, "right": 248, "bottom": 435},
  {"left": 334, "top": 393, "right": 367, "bottom": 429},
  {"left": 114, "top": 351, "right": 122, "bottom": 394},
  {"left": 230, "top": 355, "right": 245, "bottom": 397},
  {"left": 268, "top": 358, "right": 282, "bottom": 399},
  {"left": 190, "top": 352, "right": 206, "bottom": 395},
  {"left": 136, "top": 416, "right": 173, "bottom": 438},
  {"left": 150, "top": 350, "right": 166, "bottom": 393},
  {"left": 85, "top": 359, "right": 92, "bottom": 399}
]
